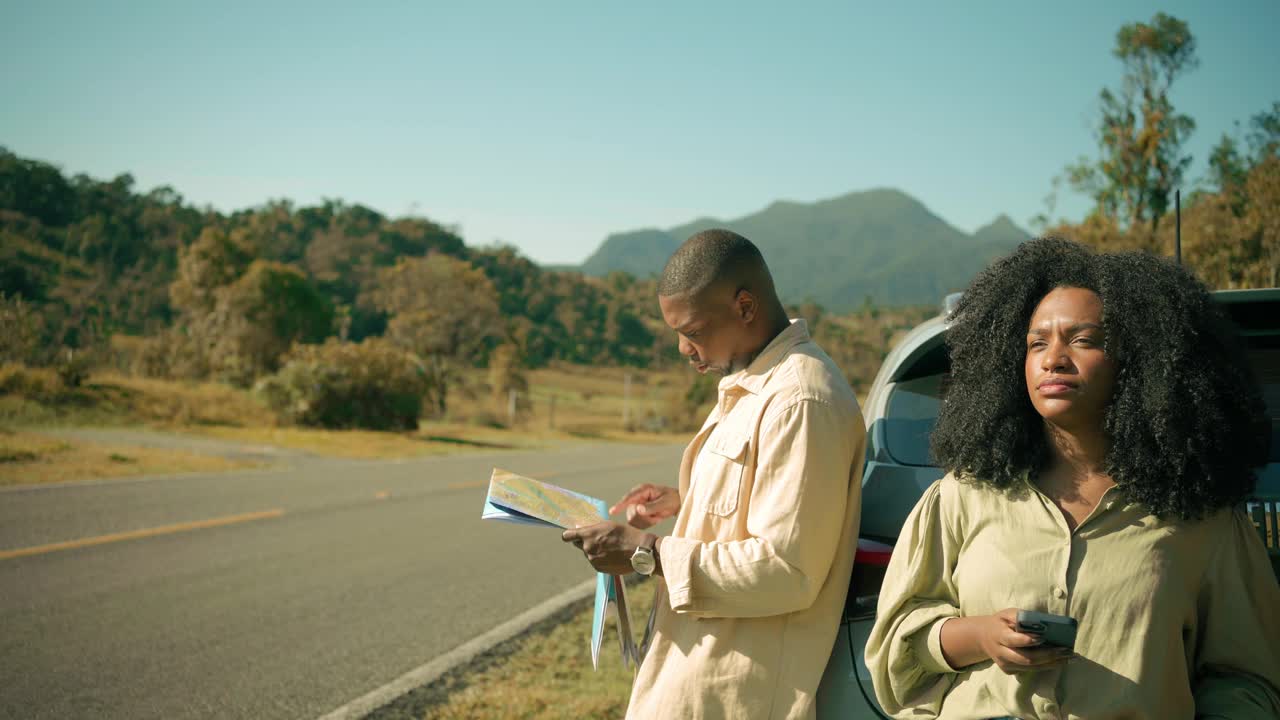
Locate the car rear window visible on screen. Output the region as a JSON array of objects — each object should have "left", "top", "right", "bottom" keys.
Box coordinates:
[{"left": 883, "top": 374, "right": 947, "bottom": 467}]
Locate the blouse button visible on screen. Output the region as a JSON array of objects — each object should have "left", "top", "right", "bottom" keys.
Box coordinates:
[{"left": 1052, "top": 586, "right": 1067, "bottom": 599}]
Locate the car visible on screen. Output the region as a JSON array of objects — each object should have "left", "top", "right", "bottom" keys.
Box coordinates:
[{"left": 814, "top": 288, "right": 1280, "bottom": 719}]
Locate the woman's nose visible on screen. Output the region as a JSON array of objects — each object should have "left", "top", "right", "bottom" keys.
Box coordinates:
[{"left": 1041, "top": 340, "right": 1070, "bottom": 371}]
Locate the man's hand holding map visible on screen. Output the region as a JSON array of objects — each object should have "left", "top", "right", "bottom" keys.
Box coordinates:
[{"left": 481, "top": 468, "right": 639, "bottom": 670}]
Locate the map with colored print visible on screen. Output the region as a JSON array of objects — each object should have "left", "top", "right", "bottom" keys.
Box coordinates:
[{"left": 481, "top": 468, "right": 606, "bottom": 529}]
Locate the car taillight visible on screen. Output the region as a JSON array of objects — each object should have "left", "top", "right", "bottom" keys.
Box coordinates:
[
  {"left": 845, "top": 538, "right": 894, "bottom": 621},
  {"left": 855, "top": 538, "right": 894, "bottom": 567}
]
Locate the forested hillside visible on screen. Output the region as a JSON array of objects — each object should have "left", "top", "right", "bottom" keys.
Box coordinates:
[
  {"left": 0, "top": 148, "right": 941, "bottom": 429},
  {"left": 0, "top": 147, "right": 670, "bottom": 372}
]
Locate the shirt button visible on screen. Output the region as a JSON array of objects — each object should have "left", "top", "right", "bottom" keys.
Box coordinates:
[{"left": 1053, "top": 586, "right": 1067, "bottom": 599}]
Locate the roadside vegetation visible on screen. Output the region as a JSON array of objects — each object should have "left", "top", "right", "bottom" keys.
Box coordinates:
[
  {"left": 0, "top": 361, "right": 707, "bottom": 484},
  {"left": 0, "top": 427, "right": 257, "bottom": 486},
  {"left": 0, "top": 364, "right": 269, "bottom": 428},
  {"left": 0, "top": 307, "right": 921, "bottom": 485},
  {"left": 368, "top": 579, "right": 658, "bottom": 720}
]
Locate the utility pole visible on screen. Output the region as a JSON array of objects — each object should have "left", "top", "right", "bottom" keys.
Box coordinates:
[
  {"left": 508, "top": 389, "right": 517, "bottom": 427},
  {"left": 623, "top": 372, "right": 633, "bottom": 428},
  {"left": 1174, "top": 189, "right": 1182, "bottom": 265}
]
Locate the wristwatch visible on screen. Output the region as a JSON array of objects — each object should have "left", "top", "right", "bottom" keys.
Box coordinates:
[{"left": 631, "top": 534, "right": 659, "bottom": 576}]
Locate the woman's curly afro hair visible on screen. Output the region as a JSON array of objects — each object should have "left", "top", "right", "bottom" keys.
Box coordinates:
[{"left": 930, "top": 237, "right": 1270, "bottom": 520}]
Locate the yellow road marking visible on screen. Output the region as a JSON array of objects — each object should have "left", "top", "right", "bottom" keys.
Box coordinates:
[{"left": 0, "top": 509, "right": 286, "bottom": 562}]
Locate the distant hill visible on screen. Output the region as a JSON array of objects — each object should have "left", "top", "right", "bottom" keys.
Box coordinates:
[
  {"left": 580, "top": 229, "right": 680, "bottom": 277},
  {"left": 577, "top": 189, "right": 1031, "bottom": 310},
  {"left": 972, "top": 213, "right": 1033, "bottom": 248}
]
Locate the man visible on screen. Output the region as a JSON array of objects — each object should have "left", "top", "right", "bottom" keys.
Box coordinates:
[{"left": 562, "top": 229, "right": 866, "bottom": 719}]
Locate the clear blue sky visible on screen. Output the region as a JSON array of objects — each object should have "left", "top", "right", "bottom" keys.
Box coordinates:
[{"left": 2, "top": 1, "right": 1276, "bottom": 265}]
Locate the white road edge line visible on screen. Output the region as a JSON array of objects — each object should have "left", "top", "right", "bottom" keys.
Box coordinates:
[{"left": 316, "top": 578, "right": 598, "bottom": 720}]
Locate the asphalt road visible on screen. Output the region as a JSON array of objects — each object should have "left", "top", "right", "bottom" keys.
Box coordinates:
[{"left": 0, "top": 436, "right": 686, "bottom": 720}]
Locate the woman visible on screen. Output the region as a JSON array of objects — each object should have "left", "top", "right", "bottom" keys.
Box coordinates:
[{"left": 864, "top": 238, "right": 1280, "bottom": 719}]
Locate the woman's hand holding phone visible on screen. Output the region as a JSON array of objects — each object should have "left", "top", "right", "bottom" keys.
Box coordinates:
[
  {"left": 941, "top": 608, "right": 1074, "bottom": 673},
  {"left": 981, "top": 609, "right": 1074, "bottom": 673}
]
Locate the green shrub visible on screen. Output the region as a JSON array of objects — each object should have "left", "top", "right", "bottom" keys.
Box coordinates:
[
  {"left": 209, "top": 261, "right": 335, "bottom": 387},
  {"left": 255, "top": 338, "right": 430, "bottom": 430}
]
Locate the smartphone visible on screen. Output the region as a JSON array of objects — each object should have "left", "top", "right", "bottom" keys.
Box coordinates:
[{"left": 1015, "top": 610, "right": 1078, "bottom": 650}]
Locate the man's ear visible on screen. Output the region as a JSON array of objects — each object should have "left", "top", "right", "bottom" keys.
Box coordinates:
[{"left": 734, "top": 289, "right": 757, "bottom": 324}]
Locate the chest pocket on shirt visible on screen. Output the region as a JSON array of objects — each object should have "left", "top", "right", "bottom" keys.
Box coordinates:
[{"left": 697, "top": 431, "right": 750, "bottom": 517}]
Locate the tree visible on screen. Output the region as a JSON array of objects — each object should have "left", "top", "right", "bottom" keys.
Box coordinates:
[
  {"left": 170, "top": 226, "right": 255, "bottom": 315},
  {"left": 300, "top": 202, "right": 468, "bottom": 342},
  {"left": 1246, "top": 102, "right": 1280, "bottom": 163},
  {"left": 0, "top": 148, "right": 77, "bottom": 228},
  {"left": 168, "top": 226, "right": 331, "bottom": 385},
  {"left": 487, "top": 342, "right": 529, "bottom": 422},
  {"left": 371, "top": 254, "right": 501, "bottom": 416},
  {"left": 234, "top": 199, "right": 307, "bottom": 264},
  {"left": 208, "top": 261, "right": 334, "bottom": 385},
  {"left": 0, "top": 292, "right": 44, "bottom": 364},
  {"left": 1241, "top": 154, "right": 1280, "bottom": 286},
  {"left": 1207, "top": 102, "right": 1279, "bottom": 207},
  {"left": 1207, "top": 134, "right": 1248, "bottom": 199},
  {"left": 1052, "top": 102, "right": 1280, "bottom": 290},
  {"left": 1065, "top": 13, "right": 1198, "bottom": 236}
]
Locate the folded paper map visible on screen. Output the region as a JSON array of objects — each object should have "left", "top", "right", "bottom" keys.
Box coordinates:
[
  {"left": 482, "top": 468, "right": 606, "bottom": 529},
  {"left": 481, "top": 468, "right": 638, "bottom": 670}
]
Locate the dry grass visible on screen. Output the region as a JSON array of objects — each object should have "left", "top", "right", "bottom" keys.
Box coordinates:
[
  {"left": 370, "top": 579, "right": 656, "bottom": 720},
  {"left": 0, "top": 428, "right": 259, "bottom": 486},
  {"left": 188, "top": 373, "right": 691, "bottom": 459},
  {"left": 96, "top": 372, "right": 273, "bottom": 426},
  {"left": 451, "top": 364, "right": 712, "bottom": 439},
  {"left": 0, "top": 363, "right": 699, "bottom": 443},
  {"left": 0, "top": 363, "right": 692, "bottom": 480},
  {"left": 0, "top": 351, "right": 854, "bottom": 483},
  {"left": 192, "top": 424, "right": 537, "bottom": 459},
  {"left": 0, "top": 366, "right": 271, "bottom": 428}
]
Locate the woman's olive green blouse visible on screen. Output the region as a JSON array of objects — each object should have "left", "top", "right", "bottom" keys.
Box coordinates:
[{"left": 865, "top": 473, "right": 1280, "bottom": 720}]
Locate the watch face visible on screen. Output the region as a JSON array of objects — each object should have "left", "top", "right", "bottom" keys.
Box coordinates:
[{"left": 631, "top": 547, "right": 656, "bottom": 575}]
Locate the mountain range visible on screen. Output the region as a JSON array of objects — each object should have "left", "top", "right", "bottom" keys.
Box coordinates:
[{"left": 577, "top": 188, "right": 1030, "bottom": 310}]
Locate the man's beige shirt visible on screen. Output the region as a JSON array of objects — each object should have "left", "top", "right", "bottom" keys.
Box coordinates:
[
  {"left": 627, "top": 320, "right": 866, "bottom": 720},
  {"left": 865, "top": 473, "right": 1280, "bottom": 719}
]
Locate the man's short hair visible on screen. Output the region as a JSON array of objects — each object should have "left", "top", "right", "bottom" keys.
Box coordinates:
[{"left": 658, "top": 229, "right": 773, "bottom": 298}]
